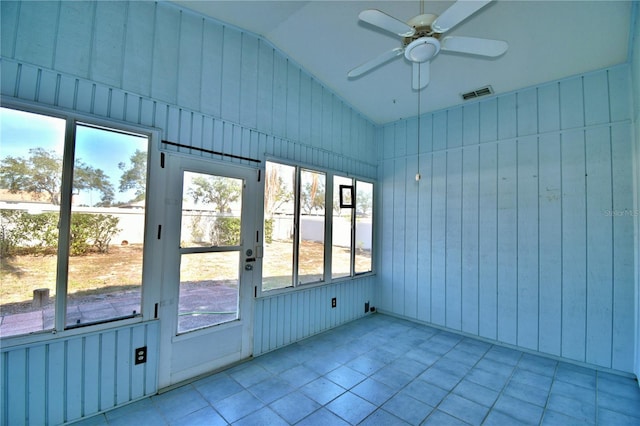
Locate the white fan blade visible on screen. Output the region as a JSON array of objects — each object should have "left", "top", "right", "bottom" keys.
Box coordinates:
[
  {"left": 359, "top": 9, "right": 416, "bottom": 37},
  {"left": 432, "top": 0, "right": 493, "bottom": 33},
  {"left": 441, "top": 36, "right": 508, "bottom": 57},
  {"left": 412, "top": 61, "right": 430, "bottom": 90},
  {"left": 348, "top": 47, "right": 404, "bottom": 78}
]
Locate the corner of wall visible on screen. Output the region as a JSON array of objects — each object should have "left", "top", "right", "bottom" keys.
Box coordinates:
[{"left": 630, "top": 0, "right": 640, "bottom": 384}]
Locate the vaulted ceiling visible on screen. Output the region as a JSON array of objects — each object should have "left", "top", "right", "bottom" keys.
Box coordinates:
[{"left": 173, "top": 1, "right": 632, "bottom": 124}]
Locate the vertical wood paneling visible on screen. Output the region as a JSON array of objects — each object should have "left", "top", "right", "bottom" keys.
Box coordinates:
[
  {"left": 379, "top": 160, "right": 394, "bottom": 312},
  {"left": 14, "top": 1, "right": 58, "bottom": 68},
  {"left": 416, "top": 153, "right": 432, "bottom": 323},
  {"left": 55, "top": 1, "right": 93, "bottom": 78},
  {"left": 585, "top": 127, "right": 613, "bottom": 366},
  {"left": 431, "top": 151, "right": 447, "bottom": 326},
  {"left": 461, "top": 146, "right": 479, "bottom": 335},
  {"left": 122, "top": 1, "right": 155, "bottom": 97},
  {"left": 561, "top": 129, "right": 587, "bottom": 362},
  {"left": 3, "top": 1, "right": 377, "bottom": 178},
  {"left": 177, "top": 11, "right": 203, "bottom": 111},
  {"left": 395, "top": 121, "right": 407, "bottom": 158},
  {"left": 560, "top": 77, "right": 584, "bottom": 129},
  {"left": 200, "top": 19, "right": 224, "bottom": 117},
  {"left": 404, "top": 156, "right": 418, "bottom": 319},
  {"left": 583, "top": 72, "right": 610, "bottom": 126},
  {"left": 447, "top": 107, "right": 463, "bottom": 149},
  {"left": 100, "top": 331, "right": 116, "bottom": 410},
  {"left": 445, "top": 150, "right": 463, "bottom": 330},
  {"left": 253, "top": 278, "right": 375, "bottom": 356},
  {"left": 392, "top": 159, "right": 406, "bottom": 314},
  {"left": 516, "top": 136, "right": 539, "bottom": 350},
  {"left": 2, "top": 323, "right": 158, "bottom": 425},
  {"left": 538, "top": 83, "right": 560, "bottom": 133},
  {"left": 608, "top": 67, "right": 631, "bottom": 122},
  {"left": 240, "top": 34, "right": 259, "bottom": 130},
  {"left": 151, "top": 3, "right": 180, "bottom": 103},
  {"left": 0, "top": 1, "right": 19, "bottom": 58},
  {"left": 91, "top": 1, "right": 126, "bottom": 87},
  {"left": 67, "top": 338, "right": 83, "bottom": 421},
  {"left": 17, "top": 64, "right": 38, "bottom": 101},
  {"left": 433, "top": 111, "right": 447, "bottom": 151},
  {"left": 517, "top": 89, "right": 538, "bottom": 136},
  {"left": 478, "top": 144, "right": 498, "bottom": 340},
  {"left": 27, "top": 346, "right": 46, "bottom": 425},
  {"left": 7, "top": 349, "right": 26, "bottom": 426},
  {"left": 496, "top": 141, "right": 517, "bottom": 345},
  {"left": 479, "top": 98, "right": 497, "bottom": 142},
  {"left": 84, "top": 335, "right": 100, "bottom": 415},
  {"left": 48, "top": 341, "right": 65, "bottom": 425},
  {"left": 221, "top": 27, "right": 242, "bottom": 124},
  {"left": 497, "top": 94, "right": 517, "bottom": 140},
  {"left": 611, "top": 124, "right": 635, "bottom": 371},
  {"left": 538, "top": 134, "right": 562, "bottom": 356}
]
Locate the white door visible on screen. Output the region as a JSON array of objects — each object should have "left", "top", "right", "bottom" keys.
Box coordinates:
[{"left": 158, "top": 155, "right": 260, "bottom": 388}]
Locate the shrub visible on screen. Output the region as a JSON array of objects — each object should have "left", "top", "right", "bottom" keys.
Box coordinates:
[
  {"left": 264, "top": 218, "right": 273, "bottom": 244},
  {"left": 70, "top": 213, "right": 120, "bottom": 255},
  {"left": 0, "top": 210, "right": 120, "bottom": 256},
  {"left": 211, "top": 217, "right": 241, "bottom": 246}
]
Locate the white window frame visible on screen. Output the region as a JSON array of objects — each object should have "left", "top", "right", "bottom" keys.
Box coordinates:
[
  {"left": 0, "top": 100, "right": 162, "bottom": 347},
  {"left": 259, "top": 158, "right": 375, "bottom": 297}
]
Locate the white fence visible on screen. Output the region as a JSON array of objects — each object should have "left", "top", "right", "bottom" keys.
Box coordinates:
[{"left": 1, "top": 203, "right": 372, "bottom": 250}]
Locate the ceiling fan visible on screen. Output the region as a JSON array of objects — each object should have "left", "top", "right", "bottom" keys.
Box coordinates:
[{"left": 348, "top": 0, "right": 508, "bottom": 90}]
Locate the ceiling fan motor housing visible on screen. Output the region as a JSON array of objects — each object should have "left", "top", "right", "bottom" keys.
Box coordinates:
[{"left": 403, "top": 13, "right": 441, "bottom": 63}]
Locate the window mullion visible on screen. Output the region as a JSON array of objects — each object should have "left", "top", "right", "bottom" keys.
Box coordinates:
[
  {"left": 323, "top": 174, "right": 333, "bottom": 283},
  {"left": 350, "top": 179, "right": 356, "bottom": 277},
  {"left": 54, "top": 119, "right": 76, "bottom": 332},
  {"left": 292, "top": 166, "right": 301, "bottom": 287}
]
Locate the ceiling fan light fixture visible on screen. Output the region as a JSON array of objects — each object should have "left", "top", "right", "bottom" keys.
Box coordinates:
[{"left": 404, "top": 37, "right": 441, "bottom": 63}]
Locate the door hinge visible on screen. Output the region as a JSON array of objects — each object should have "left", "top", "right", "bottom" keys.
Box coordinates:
[
  {"left": 257, "top": 169, "right": 261, "bottom": 182},
  {"left": 254, "top": 286, "right": 257, "bottom": 298},
  {"left": 157, "top": 224, "right": 162, "bottom": 239},
  {"left": 160, "top": 152, "right": 165, "bottom": 168}
]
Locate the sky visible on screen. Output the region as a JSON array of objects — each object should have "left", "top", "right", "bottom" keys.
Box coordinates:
[{"left": 1, "top": 107, "right": 146, "bottom": 206}]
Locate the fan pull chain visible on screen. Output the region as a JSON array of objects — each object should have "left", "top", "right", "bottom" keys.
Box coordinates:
[{"left": 416, "top": 65, "right": 422, "bottom": 183}]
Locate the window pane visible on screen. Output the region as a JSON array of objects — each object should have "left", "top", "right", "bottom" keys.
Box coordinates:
[
  {"left": 298, "top": 169, "right": 325, "bottom": 284},
  {"left": 332, "top": 176, "right": 353, "bottom": 279},
  {"left": 262, "top": 162, "right": 295, "bottom": 291},
  {"left": 355, "top": 181, "right": 373, "bottom": 274},
  {"left": 0, "top": 108, "right": 65, "bottom": 337},
  {"left": 178, "top": 252, "right": 239, "bottom": 333},
  {"left": 66, "top": 124, "right": 147, "bottom": 327},
  {"left": 181, "top": 172, "right": 242, "bottom": 248}
]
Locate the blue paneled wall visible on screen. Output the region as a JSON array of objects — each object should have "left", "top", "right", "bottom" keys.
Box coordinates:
[
  {"left": 377, "top": 65, "right": 636, "bottom": 373},
  {"left": 0, "top": 1, "right": 377, "bottom": 175},
  {"left": 0, "top": 1, "right": 377, "bottom": 424}
]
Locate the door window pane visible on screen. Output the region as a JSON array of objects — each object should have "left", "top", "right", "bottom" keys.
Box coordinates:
[
  {"left": 332, "top": 176, "right": 353, "bottom": 279},
  {"left": 298, "top": 169, "right": 325, "bottom": 284},
  {"left": 355, "top": 181, "right": 373, "bottom": 274},
  {"left": 0, "top": 108, "right": 65, "bottom": 337},
  {"left": 178, "top": 252, "right": 239, "bottom": 333},
  {"left": 263, "top": 162, "right": 295, "bottom": 291},
  {"left": 66, "top": 124, "right": 148, "bottom": 327},
  {"left": 181, "top": 172, "right": 243, "bottom": 248}
]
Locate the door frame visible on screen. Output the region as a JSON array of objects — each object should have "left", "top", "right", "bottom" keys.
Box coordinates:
[{"left": 157, "top": 154, "right": 260, "bottom": 389}]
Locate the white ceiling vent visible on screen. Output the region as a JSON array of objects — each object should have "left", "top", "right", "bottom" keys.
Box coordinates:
[{"left": 461, "top": 85, "right": 494, "bottom": 100}]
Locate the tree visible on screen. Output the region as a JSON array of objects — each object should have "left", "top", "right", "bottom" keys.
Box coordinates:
[
  {"left": 0, "top": 147, "right": 114, "bottom": 206},
  {"left": 264, "top": 165, "right": 293, "bottom": 217},
  {"left": 187, "top": 176, "right": 242, "bottom": 246},
  {"left": 74, "top": 160, "right": 115, "bottom": 206},
  {"left": 118, "top": 149, "right": 147, "bottom": 202},
  {"left": 300, "top": 174, "right": 325, "bottom": 214},
  {"left": 0, "top": 147, "right": 62, "bottom": 204},
  {"left": 188, "top": 176, "right": 241, "bottom": 213}
]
